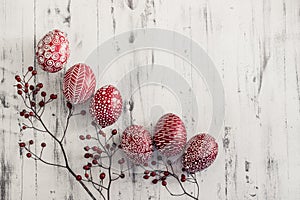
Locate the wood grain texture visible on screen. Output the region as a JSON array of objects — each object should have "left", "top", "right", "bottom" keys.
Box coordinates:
[{"left": 1, "top": 0, "right": 300, "bottom": 199}]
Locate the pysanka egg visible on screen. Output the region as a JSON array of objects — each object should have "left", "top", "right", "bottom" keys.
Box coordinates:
[
  {"left": 63, "top": 63, "right": 96, "bottom": 104},
  {"left": 182, "top": 133, "right": 218, "bottom": 173},
  {"left": 153, "top": 113, "right": 187, "bottom": 158},
  {"left": 36, "top": 29, "right": 70, "bottom": 73},
  {"left": 89, "top": 85, "right": 122, "bottom": 128},
  {"left": 121, "top": 125, "right": 153, "bottom": 165}
]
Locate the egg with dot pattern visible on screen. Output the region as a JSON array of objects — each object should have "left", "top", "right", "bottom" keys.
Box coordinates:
[
  {"left": 153, "top": 113, "right": 187, "bottom": 158},
  {"left": 182, "top": 133, "right": 218, "bottom": 173},
  {"left": 89, "top": 85, "right": 122, "bottom": 128},
  {"left": 121, "top": 125, "right": 153, "bottom": 165}
]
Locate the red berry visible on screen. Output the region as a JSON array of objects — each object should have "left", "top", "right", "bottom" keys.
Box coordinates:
[
  {"left": 163, "top": 171, "right": 169, "bottom": 176},
  {"left": 17, "top": 84, "right": 22, "bottom": 89},
  {"left": 112, "top": 129, "right": 117, "bottom": 135},
  {"left": 84, "top": 153, "right": 90, "bottom": 158},
  {"left": 30, "top": 101, "right": 36, "bottom": 107},
  {"left": 26, "top": 153, "right": 32, "bottom": 158},
  {"left": 66, "top": 102, "right": 72, "bottom": 109},
  {"left": 25, "top": 83, "right": 29, "bottom": 88},
  {"left": 92, "top": 146, "right": 98, "bottom": 151},
  {"left": 181, "top": 174, "right": 186, "bottom": 182},
  {"left": 84, "top": 146, "right": 90, "bottom": 151},
  {"left": 32, "top": 70, "right": 37, "bottom": 75},
  {"left": 79, "top": 135, "right": 85, "bottom": 140},
  {"left": 15, "top": 75, "right": 21, "bottom": 82},
  {"left": 22, "top": 125, "right": 27, "bottom": 130},
  {"left": 152, "top": 179, "right": 158, "bottom": 184},
  {"left": 118, "top": 158, "right": 125, "bottom": 165},
  {"left": 119, "top": 173, "right": 125, "bottom": 179},
  {"left": 76, "top": 175, "right": 82, "bottom": 181},
  {"left": 151, "top": 161, "right": 157, "bottom": 165},
  {"left": 150, "top": 171, "right": 156, "bottom": 177},
  {"left": 143, "top": 175, "right": 150, "bottom": 179},
  {"left": 41, "top": 142, "right": 46, "bottom": 148},
  {"left": 37, "top": 83, "right": 43, "bottom": 88},
  {"left": 29, "top": 140, "right": 34, "bottom": 145},
  {"left": 39, "top": 101, "right": 45, "bottom": 107},
  {"left": 144, "top": 170, "right": 150, "bottom": 174},
  {"left": 96, "top": 149, "right": 102, "bottom": 154},
  {"left": 41, "top": 91, "right": 47, "bottom": 97},
  {"left": 86, "top": 135, "right": 91, "bottom": 140},
  {"left": 162, "top": 180, "right": 167, "bottom": 186},
  {"left": 80, "top": 110, "right": 86, "bottom": 115},
  {"left": 85, "top": 173, "right": 89, "bottom": 178},
  {"left": 17, "top": 90, "right": 22, "bottom": 95},
  {"left": 92, "top": 159, "right": 98, "bottom": 165},
  {"left": 29, "top": 85, "right": 34, "bottom": 90},
  {"left": 20, "top": 112, "right": 24, "bottom": 116},
  {"left": 24, "top": 114, "right": 29, "bottom": 118},
  {"left": 50, "top": 94, "right": 57, "bottom": 99},
  {"left": 24, "top": 88, "right": 29, "bottom": 93},
  {"left": 29, "top": 112, "right": 34, "bottom": 116},
  {"left": 83, "top": 165, "right": 90, "bottom": 170},
  {"left": 87, "top": 163, "right": 92, "bottom": 167},
  {"left": 28, "top": 66, "right": 33, "bottom": 71},
  {"left": 161, "top": 176, "right": 166, "bottom": 181},
  {"left": 19, "top": 142, "right": 26, "bottom": 147},
  {"left": 99, "top": 172, "right": 105, "bottom": 180}
]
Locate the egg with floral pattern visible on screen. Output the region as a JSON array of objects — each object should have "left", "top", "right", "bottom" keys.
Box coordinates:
[
  {"left": 36, "top": 29, "right": 70, "bottom": 73},
  {"left": 121, "top": 125, "right": 153, "bottom": 165}
]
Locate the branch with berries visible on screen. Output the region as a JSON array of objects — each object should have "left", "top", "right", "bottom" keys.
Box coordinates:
[{"left": 15, "top": 29, "right": 219, "bottom": 200}]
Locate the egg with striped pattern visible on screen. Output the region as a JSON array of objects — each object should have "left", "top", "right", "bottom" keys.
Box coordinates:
[{"left": 153, "top": 113, "right": 187, "bottom": 158}]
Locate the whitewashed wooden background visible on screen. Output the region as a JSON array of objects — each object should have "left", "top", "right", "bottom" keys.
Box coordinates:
[{"left": 1, "top": 0, "right": 300, "bottom": 199}]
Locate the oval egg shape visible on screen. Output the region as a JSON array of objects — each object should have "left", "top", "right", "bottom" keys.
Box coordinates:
[
  {"left": 153, "top": 113, "right": 187, "bottom": 158},
  {"left": 36, "top": 29, "right": 70, "bottom": 73},
  {"left": 182, "top": 133, "right": 218, "bottom": 173},
  {"left": 89, "top": 85, "right": 122, "bottom": 128},
  {"left": 121, "top": 125, "right": 153, "bottom": 165},
  {"left": 63, "top": 63, "right": 96, "bottom": 104}
]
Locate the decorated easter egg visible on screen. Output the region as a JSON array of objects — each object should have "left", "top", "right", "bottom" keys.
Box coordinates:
[
  {"left": 182, "top": 133, "right": 218, "bottom": 173},
  {"left": 63, "top": 63, "right": 96, "bottom": 104},
  {"left": 36, "top": 29, "right": 70, "bottom": 73},
  {"left": 121, "top": 125, "right": 153, "bottom": 165},
  {"left": 89, "top": 85, "right": 122, "bottom": 128},
  {"left": 153, "top": 113, "right": 187, "bottom": 158}
]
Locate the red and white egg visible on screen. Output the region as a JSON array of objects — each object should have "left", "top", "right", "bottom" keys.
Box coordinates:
[
  {"left": 36, "top": 29, "right": 70, "bottom": 73},
  {"left": 153, "top": 113, "right": 187, "bottom": 158},
  {"left": 182, "top": 133, "right": 218, "bottom": 173},
  {"left": 121, "top": 125, "right": 153, "bottom": 165},
  {"left": 89, "top": 85, "right": 122, "bottom": 128},
  {"left": 63, "top": 63, "right": 96, "bottom": 104}
]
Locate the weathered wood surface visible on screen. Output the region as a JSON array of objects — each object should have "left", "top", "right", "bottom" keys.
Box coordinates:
[{"left": 1, "top": 0, "right": 300, "bottom": 199}]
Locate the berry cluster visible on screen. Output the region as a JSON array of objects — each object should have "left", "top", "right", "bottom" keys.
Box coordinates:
[
  {"left": 15, "top": 67, "right": 201, "bottom": 200},
  {"left": 76, "top": 127, "right": 128, "bottom": 198}
]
